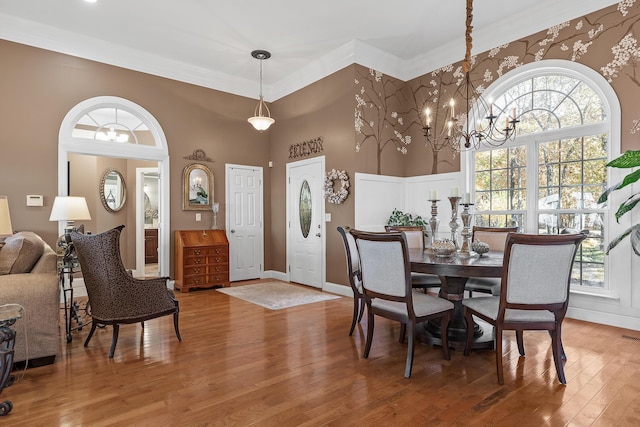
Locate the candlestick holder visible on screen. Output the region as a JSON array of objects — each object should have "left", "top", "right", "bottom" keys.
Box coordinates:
[
  {"left": 448, "top": 196, "right": 461, "bottom": 249},
  {"left": 428, "top": 199, "right": 439, "bottom": 249},
  {"left": 458, "top": 203, "right": 474, "bottom": 258}
]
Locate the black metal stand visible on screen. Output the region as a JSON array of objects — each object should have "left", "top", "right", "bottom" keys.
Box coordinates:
[
  {"left": 58, "top": 247, "right": 92, "bottom": 343},
  {"left": 0, "top": 307, "right": 21, "bottom": 416}
]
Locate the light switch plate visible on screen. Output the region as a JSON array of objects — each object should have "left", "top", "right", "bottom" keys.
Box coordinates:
[
  {"left": 196, "top": 213, "right": 201, "bottom": 221},
  {"left": 325, "top": 213, "right": 331, "bottom": 222}
]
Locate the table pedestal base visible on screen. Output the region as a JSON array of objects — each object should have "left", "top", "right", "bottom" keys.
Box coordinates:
[{"left": 416, "top": 318, "right": 494, "bottom": 351}]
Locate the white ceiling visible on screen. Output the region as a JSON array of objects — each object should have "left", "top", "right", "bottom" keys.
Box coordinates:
[{"left": 0, "top": 0, "right": 619, "bottom": 101}]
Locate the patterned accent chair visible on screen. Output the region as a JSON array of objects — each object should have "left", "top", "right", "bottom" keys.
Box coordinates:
[
  {"left": 465, "top": 226, "right": 519, "bottom": 297},
  {"left": 71, "top": 225, "right": 181, "bottom": 358},
  {"left": 384, "top": 225, "right": 441, "bottom": 292},
  {"left": 462, "top": 232, "right": 586, "bottom": 384},
  {"left": 351, "top": 229, "right": 454, "bottom": 378},
  {"left": 337, "top": 226, "right": 365, "bottom": 336}
]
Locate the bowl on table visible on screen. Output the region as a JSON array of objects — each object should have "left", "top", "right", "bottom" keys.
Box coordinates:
[{"left": 431, "top": 239, "right": 457, "bottom": 257}]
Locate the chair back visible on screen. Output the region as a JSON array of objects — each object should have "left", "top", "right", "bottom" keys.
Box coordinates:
[
  {"left": 71, "top": 225, "right": 130, "bottom": 320},
  {"left": 337, "top": 226, "right": 362, "bottom": 295},
  {"left": 500, "top": 233, "right": 586, "bottom": 311},
  {"left": 351, "top": 230, "right": 411, "bottom": 300},
  {"left": 472, "top": 226, "right": 519, "bottom": 252},
  {"left": 384, "top": 225, "right": 425, "bottom": 250}
]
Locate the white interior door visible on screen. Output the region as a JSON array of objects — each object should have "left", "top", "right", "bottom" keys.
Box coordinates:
[
  {"left": 226, "top": 164, "right": 263, "bottom": 281},
  {"left": 287, "top": 157, "right": 325, "bottom": 288}
]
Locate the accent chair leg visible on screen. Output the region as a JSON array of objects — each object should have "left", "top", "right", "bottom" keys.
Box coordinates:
[
  {"left": 495, "top": 326, "right": 504, "bottom": 385},
  {"left": 551, "top": 326, "right": 567, "bottom": 384},
  {"left": 404, "top": 321, "right": 415, "bottom": 378},
  {"left": 463, "top": 308, "right": 474, "bottom": 356},
  {"left": 349, "top": 294, "right": 359, "bottom": 336},
  {"left": 357, "top": 295, "right": 365, "bottom": 322},
  {"left": 440, "top": 313, "right": 451, "bottom": 361},
  {"left": 84, "top": 322, "right": 97, "bottom": 348},
  {"left": 516, "top": 330, "right": 525, "bottom": 356},
  {"left": 363, "top": 305, "right": 374, "bottom": 358},
  {"left": 173, "top": 310, "right": 182, "bottom": 342},
  {"left": 109, "top": 324, "right": 119, "bottom": 358},
  {"left": 399, "top": 323, "right": 407, "bottom": 343}
]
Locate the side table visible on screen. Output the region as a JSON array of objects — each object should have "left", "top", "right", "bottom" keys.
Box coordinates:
[
  {"left": 0, "top": 304, "right": 23, "bottom": 416},
  {"left": 58, "top": 245, "right": 92, "bottom": 343}
]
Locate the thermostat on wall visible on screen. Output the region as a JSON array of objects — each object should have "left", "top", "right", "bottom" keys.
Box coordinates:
[{"left": 26, "top": 195, "right": 44, "bottom": 207}]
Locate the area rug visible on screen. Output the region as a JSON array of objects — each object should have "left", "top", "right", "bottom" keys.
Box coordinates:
[{"left": 216, "top": 281, "right": 340, "bottom": 310}]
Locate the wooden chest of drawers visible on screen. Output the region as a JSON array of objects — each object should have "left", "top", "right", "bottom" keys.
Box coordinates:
[{"left": 174, "top": 230, "right": 229, "bottom": 292}]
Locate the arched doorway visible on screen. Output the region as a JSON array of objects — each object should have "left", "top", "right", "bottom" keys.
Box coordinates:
[{"left": 57, "top": 96, "right": 171, "bottom": 278}]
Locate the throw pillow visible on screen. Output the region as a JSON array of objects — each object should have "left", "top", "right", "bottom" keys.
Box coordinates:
[{"left": 0, "top": 231, "right": 45, "bottom": 274}]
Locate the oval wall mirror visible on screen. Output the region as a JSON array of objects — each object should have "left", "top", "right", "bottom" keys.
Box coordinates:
[{"left": 100, "top": 168, "right": 127, "bottom": 212}]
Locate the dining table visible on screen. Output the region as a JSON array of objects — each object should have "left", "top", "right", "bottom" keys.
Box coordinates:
[{"left": 409, "top": 248, "right": 504, "bottom": 351}]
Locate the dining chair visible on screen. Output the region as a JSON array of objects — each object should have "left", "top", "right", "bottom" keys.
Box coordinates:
[
  {"left": 337, "top": 226, "right": 365, "bottom": 336},
  {"left": 71, "top": 225, "right": 182, "bottom": 358},
  {"left": 351, "top": 229, "right": 454, "bottom": 378},
  {"left": 465, "top": 226, "right": 518, "bottom": 297},
  {"left": 384, "top": 225, "right": 442, "bottom": 292},
  {"left": 462, "top": 232, "right": 586, "bottom": 384}
]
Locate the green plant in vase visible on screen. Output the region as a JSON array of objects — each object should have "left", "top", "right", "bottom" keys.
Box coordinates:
[
  {"left": 597, "top": 150, "right": 640, "bottom": 256},
  {"left": 386, "top": 209, "right": 427, "bottom": 228}
]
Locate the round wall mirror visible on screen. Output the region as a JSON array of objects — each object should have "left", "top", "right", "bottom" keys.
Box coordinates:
[{"left": 100, "top": 168, "right": 127, "bottom": 212}]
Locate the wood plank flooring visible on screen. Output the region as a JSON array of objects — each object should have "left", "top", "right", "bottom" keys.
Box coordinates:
[{"left": 5, "top": 279, "right": 640, "bottom": 426}]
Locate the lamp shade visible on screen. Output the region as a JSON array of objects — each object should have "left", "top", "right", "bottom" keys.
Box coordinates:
[
  {"left": 49, "top": 196, "right": 91, "bottom": 222},
  {"left": 0, "top": 196, "right": 13, "bottom": 236}
]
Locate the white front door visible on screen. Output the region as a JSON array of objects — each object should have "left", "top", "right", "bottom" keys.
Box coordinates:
[
  {"left": 226, "top": 164, "right": 263, "bottom": 281},
  {"left": 287, "top": 157, "right": 325, "bottom": 288}
]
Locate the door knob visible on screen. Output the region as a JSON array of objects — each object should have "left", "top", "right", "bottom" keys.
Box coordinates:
[
  {"left": 316, "top": 233, "right": 321, "bottom": 237},
  {"left": 230, "top": 229, "right": 236, "bottom": 233}
]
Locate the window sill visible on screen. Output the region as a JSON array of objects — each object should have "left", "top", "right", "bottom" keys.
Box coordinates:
[{"left": 570, "top": 289, "right": 619, "bottom": 301}]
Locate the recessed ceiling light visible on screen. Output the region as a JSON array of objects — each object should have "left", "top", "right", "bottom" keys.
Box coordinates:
[{"left": 85, "top": 0, "right": 97, "bottom": 3}]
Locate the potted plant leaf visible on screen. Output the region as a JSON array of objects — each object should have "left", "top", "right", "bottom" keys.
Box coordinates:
[
  {"left": 387, "top": 208, "right": 427, "bottom": 228},
  {"left": 597, "top": 150, "right": 640, "bottom": 256}
]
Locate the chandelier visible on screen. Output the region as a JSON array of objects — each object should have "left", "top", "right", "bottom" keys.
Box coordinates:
[
  {"left": 423, "top": 0, "right": 518, "bottom": 151},
  {"left": 247, "top": 50, "right": 275, "bottom": 131}
]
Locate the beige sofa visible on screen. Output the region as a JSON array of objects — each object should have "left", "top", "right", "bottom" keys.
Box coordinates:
[{"left": 0, "top": 231, "right": 59, "bottom": 366}]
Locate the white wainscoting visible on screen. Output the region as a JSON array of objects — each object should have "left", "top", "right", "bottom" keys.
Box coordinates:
[{"left": 355, "top": 171, "right": 462, "bottom": 238}]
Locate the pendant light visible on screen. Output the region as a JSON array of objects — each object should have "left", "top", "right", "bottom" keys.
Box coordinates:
[{"left": 247, "top": 50, "right": 275, "bottom": 131}]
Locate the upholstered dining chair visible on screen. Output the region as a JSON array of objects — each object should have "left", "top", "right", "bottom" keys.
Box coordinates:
[
  {"left": 351, "top": 229, "right": 454, "bottom": 378},
  {"left": 337, "top": 226, "right": 365, "bottom": 336},
  {"left": 465, "top": 226, "right": 518, "bottom": 297},
  {"left": 384, "top": 225, "right": 442, "bottom": 292},
  {"left": 71, "top": 225, "right": 181, "bottom": 358},
  {"left": 462, "top": 232, "right": 586, "bottom": 384}
]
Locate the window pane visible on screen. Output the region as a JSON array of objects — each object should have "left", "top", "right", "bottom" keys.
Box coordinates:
[
  {"left": 476, "top": 151, "right": 491, "bottom": 171},
  {"left": 475, "top": 171, "right": 490, "bottom": 191},
  {"left": 561, "top": 138, "right": 583, "bottom": 162},
  {"left": 492, "top": 169, "right": 508, "bottom": 190}
]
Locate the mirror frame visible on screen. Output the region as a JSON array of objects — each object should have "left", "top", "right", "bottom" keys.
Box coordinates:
[
  {"left": 182, "top": 163, "right": 214, "bottom": 211},
  {"left": 100, "top": 168, "right": 127, "bottom": 213}
]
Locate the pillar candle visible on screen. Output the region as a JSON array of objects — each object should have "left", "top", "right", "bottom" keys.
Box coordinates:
[
  {"left": 429, "top": 189, "right": 438, "bottom": 200},
  {"left": 451, "top": 186, "right": 459, "bottom": 197},
  {"left": 461, "top": 192, "right": 470, "bottom": 204}
]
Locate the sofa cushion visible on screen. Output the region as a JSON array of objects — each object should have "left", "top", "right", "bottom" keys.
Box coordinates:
[{"left": 0, "top": 231, "right": 45, "bottom": 274}]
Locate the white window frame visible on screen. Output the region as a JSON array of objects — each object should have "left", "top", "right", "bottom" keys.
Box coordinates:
[{"left": 462, "top": 59, "right": 627, "bottom": 299}]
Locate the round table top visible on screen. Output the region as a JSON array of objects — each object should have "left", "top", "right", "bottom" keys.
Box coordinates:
[{"left": 409, "top": 248, "right": 504, "bottom": 278}]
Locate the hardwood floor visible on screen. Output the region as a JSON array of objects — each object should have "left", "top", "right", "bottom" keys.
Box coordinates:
[{"left": 6, "top": 279, "right": 640, "bottom": 426}]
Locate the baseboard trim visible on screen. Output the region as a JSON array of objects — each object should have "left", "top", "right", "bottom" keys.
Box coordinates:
[
  {"left": 261, "top": 270, "right": 288, "bottom": 282},
  {"left": 567, "top": 307, "right": 640, "bottom": 331},
  {"left": 323, "top": 281, "right": 352, "bottom": 297}
]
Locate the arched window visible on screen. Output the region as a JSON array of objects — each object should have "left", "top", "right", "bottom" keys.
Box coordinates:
[{"left": 468, "top": 61, "right": 620, "bottom": 291}]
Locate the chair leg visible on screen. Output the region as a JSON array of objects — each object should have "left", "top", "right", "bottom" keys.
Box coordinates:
[
  {"left": 349, "top": 295, "right": 359, "bottom": 336},
  {"left": 463, "top": 308, "right": 474, "bottom": 356},
  {"left": 440, "top": 313, "right": 451, "bottom": 361},
  {"left": 109, "top": 324, "right": 120, "bottom": 358},
  {"left": 548, "top": 330, "right": 566, "bottom": 360},
  {"left": 399, "top": 323, "right": 407, "bottom": 343},
  {"left": 173, "top": 310, "right": 182, "bottom": 341},
  {"left": 551, "top": 326, "right": 567, "bottom": 384},
  {"left": 404, "top": 322, "right": 415, "bottom": 378},
  {"left": 84, "top": 321, "right": 98, "bottom": 348},
  {"left": 357, "top": 296, "right": 365, "bottom": 322},
  {"left": 363, "top": 306, "right": 374, "bottom": 358},
  {"left": 495, "top": 326, "right": 504, "bottom": 385},
  {"left": 141, "top": 321, "right": 145, "bottom": 329},
  {"left": 516, "top": 330, "right": 525, "bottom": 356}
]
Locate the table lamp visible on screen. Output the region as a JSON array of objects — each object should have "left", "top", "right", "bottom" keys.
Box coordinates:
[
  {"left": 0, "top": 196, "right": 13, "bottom": 237},
  {"left": 49, "top": 196, "right": 91, "bottom": 242}
]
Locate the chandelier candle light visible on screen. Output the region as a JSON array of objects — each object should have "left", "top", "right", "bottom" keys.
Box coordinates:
[
  {"left": 423, "top": 0, "right": 518, "bottom": 152},
  {"left": 247, "top": 50, "right": 275, "bottom": 131}
]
